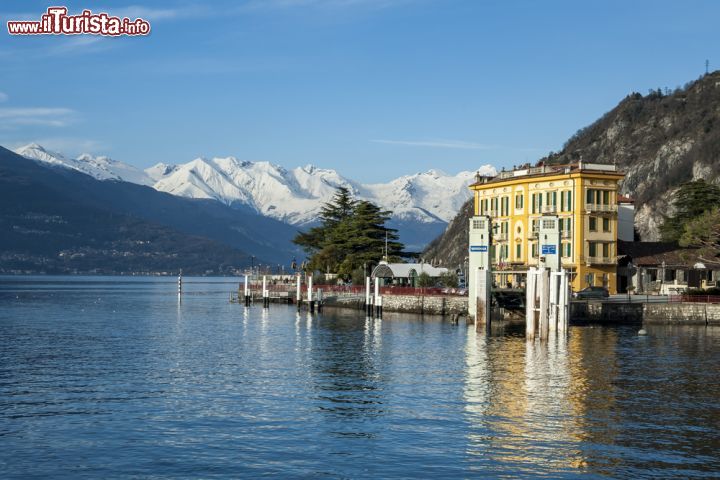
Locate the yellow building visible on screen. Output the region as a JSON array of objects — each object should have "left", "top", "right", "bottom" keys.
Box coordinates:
[{"left": 469, "top": 162, "right": 625, "bottom": 294}]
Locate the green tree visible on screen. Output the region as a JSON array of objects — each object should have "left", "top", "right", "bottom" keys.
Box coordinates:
[
  {"left": 660, "top": 180, "right": 720, "bottom": 242},
  {"left": 416, "top": 272, "right": 434, "bottom": 287},
  {"left": 293, "top": 186, "right": 356, "bottom": 257},
  {"left": 293, "top": 188, "right": 406, "bottom": 279},
  {"left": 679, "top": 207, "right": 720, "bottom": 266},
  {"left": 438, "top": 271, "right": 459, "bottom": 288}
]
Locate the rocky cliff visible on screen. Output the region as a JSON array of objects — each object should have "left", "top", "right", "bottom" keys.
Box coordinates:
[{"left": 424, "top": 71, "right": 720, "bottom": 267}]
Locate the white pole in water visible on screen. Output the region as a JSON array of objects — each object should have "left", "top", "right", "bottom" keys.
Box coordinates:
[
  {"left": 178, "top": 271, "right": 182, "bottom": 297},
  {"left": 374, "top": 280, "right": 380, "bottom": 317},
  {"left": 539, "top": 268, "right": 549, "bottom": 340},
  {"left": 365, "top": 277, "right": 372, "bottom": 316},
  {"left": 558, "top": 270, "right": 569, "bottom": 332},
  {"left": 244, "top": 274, "right": 249, "bottom": 306},
  {"left": 308, "top": 275, "right": 314, "bottom": 312},
  {"left": 262, "top": 275, "right": 268, "bottom": 308},
  {"left": 548, "top": 271, "right": 563, "bottom": 332},
  {"left": 296, "top": 274, "right": 302, "bottom": 307},
  {"left": 526, "top": 267, "right": 537, "bottom": 339}
]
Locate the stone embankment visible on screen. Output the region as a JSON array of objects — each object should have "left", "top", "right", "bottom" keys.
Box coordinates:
[
  {"left": 322, "top": 292, "right": 466, "bottom": 316},
  {"left": 324, "top": 292, "right": 720, "bottom": 326},
  {"left": 570, "top": 302, "right": 720, "bottom": 326}
]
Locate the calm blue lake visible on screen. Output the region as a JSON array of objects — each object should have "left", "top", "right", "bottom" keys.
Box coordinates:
[{"left": 0, "top": 276, "right": 719, "bottom": 478}]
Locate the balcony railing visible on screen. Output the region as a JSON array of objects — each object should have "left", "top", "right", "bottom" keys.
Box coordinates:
[
  {"left": 561, "top": 230, "right": 572, "bottom": 239},
  {"left": 493, "top": 232, "right": 508, "bottom": 242},
  {"left": 530, "top": 229, "right": 539, "bottom": 238},
  {"left": 585, "top": 204, "right": 618, "bottom": 213},
  {"left": 489, "top": 210, "right": 499, "bottom": 217},
  {"left": 584, "top": 256, "right": 617, "bottom": 265},
  {"left": 541, "top": 204, "right": 557, "bottom": 214}
]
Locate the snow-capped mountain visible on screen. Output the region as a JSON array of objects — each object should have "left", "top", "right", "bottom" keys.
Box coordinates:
[
  {"left": 15, "top": 143, "right": 154, "bottom": 186},
  {"left": 150, "top": 157, "right": 358, "bottom": 225},
  {"left": 13, "top": 143, "right": 496, "bottom": 248},
  {"left": 148, "top": 156, "right": 496, "bottom": 226}
]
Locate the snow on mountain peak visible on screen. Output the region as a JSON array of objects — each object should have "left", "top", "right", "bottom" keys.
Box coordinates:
[
  {"left": 14, "top": 142, "right": 498, "bottom": 229},
  {"left": 15, "top": 143, "right": 154, "bottom": 186}
]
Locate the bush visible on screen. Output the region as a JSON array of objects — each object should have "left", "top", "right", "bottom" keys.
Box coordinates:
[
  {"left": 438, "top": 271, "right": 458, "bottom": 288},
  {"left": 417, "top": 272, "right": 434, "bottom": 287}
]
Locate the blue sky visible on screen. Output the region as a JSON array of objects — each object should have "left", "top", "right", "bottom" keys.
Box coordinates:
[{"left": 1, "top": 0, "right": 718, "bottom": 182}]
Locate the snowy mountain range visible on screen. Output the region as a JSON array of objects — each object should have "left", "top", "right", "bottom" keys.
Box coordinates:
[{"left": 14, "top": 143, "right": 496, "bottom": 248}]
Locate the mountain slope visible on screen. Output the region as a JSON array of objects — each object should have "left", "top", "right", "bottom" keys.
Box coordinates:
[
  {"left": 0, "top": 146, "right": 301, "bottom": 273},
  {"left": 17, "top": 143, "right": 155, "bottom": 186},
  {"left": 424, "top": 71, "right": 720, "bottom": 266},
  {"left": 147, "top": 156, "right": 496, "bottom": 249},
  {"left": 149, "top": 158, "right": 495, "bottom": 226},
  {"left": 543, "top": 71, "right": 720, "bottom": 240}
]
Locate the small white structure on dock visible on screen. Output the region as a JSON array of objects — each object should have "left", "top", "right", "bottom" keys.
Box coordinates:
[
  {"left": 371, "top": 261, "right": 448, "bottom": 287},
  {"left": 467, "top": 215, "right": 491, "bottom": 324}
]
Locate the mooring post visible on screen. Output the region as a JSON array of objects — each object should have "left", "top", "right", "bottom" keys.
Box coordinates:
[
  {"left": 374, "top": 280, "right": 380, "bottom": 318},
  {"left": 548, "top": 272, "right": 562, "bottom": 333},
  {"left": 244, "top": 274, "right": 250, "bottom": 306},
  {"left": 475, "top": 268, "right": 491, "bottom": 332},
  {"left": 296, "top": 274, "right": 302, "bottom": 309},
  {"left": 558, "top": 270, "right": 569, "bottom": 332},
  {"left": 308, "top": 275, "right": 314, "bottom": 313},
  {"left": 177, "top": 271, "right": 183, "bottom": 299},
  {"left": 262, "top": 275, "right": 268, "bottom": 308},
  {"left": 365, "top": 277, "right": 372, "bottom": 316},
  {"left": 317, "top": 288, "right": 323, "bottom": 312},
  {"left": 526, "top": 267, "right": 537, "bottom": 339},
  {"left": 539, "top": 268, "right": 549, "bottom": 340},
  {"left": 377, "top": 293, "right": 383, "bottom": 318}
]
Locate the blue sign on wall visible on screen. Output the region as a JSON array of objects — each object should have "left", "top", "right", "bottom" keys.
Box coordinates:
[
  {"left": 541, "top": 244, "right": 557, "bottom": 255},
  {"left": 470, "top": 245, "right": 488, "bottom": 253}
]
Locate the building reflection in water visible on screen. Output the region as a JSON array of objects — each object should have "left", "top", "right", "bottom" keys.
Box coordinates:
[{"left": 463, "top": 326, "right": 621, "bottom": 475}]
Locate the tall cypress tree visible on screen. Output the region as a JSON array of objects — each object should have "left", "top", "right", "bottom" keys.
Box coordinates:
[{"left": 293, "top": 188, "right": 406, "bottom": 278}]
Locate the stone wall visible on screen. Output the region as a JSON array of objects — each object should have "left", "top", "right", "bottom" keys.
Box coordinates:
[
  {"left": 323, "top": 292, "right": 720, "bottom": 325},
  {"left": 380, "top": 294, "right": 467, "bottom": 316},
  {"left": 571, "top": 301, "right": 720, "bottom": 325},
  {"left": 642, "top": 303, "right": 720, "bottom": 325},
  {"left": 570, "top": 302, "right": 644, "bottom": 324},
  {"left": 322, "top": 293, "right": 467, "bottom": 316}
]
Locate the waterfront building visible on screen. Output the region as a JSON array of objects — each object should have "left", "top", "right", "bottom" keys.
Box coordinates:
[
  {"left": 371, "top": 261, "right": 448, "bottom": 287},
  {"left": 617, "top": 241, "right": 720, "bottom": 294},
  {"left": 469, "top": 162, "right": 625, "bottom": 294}
]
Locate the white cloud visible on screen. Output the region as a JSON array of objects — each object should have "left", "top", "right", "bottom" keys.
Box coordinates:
[
  {"left": 371, "top": 138, "right": 496, "bottom": 150},
  {"left": 0, "top": 107, "right": 76, "bottom": 128}
]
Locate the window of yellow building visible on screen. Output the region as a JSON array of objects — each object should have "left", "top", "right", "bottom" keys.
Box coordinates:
[
  {"left": 515, "top": 194, "right": 523, "bottom": 209},
  {"left": 560, "top": 190, "right": 572, "bottom": 211},
  {"left": 589, "top": 217, "right": 597, "bottom": 231},
  {"left": 516, "top": 243, "right": 521, "bottom": 260},
  {"left": 531, "top": 193, "right": 543, "bottom": 213},
  {"left": 603, "top": 217, "right": 610, "bottom": 232},
  {"left": 501, "top": 196, "right": 509, "bottom": 216}
]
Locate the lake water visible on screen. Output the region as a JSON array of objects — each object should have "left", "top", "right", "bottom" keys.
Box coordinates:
[{"left": 1, "top": 276, "right": 719, "bottom": 478}]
